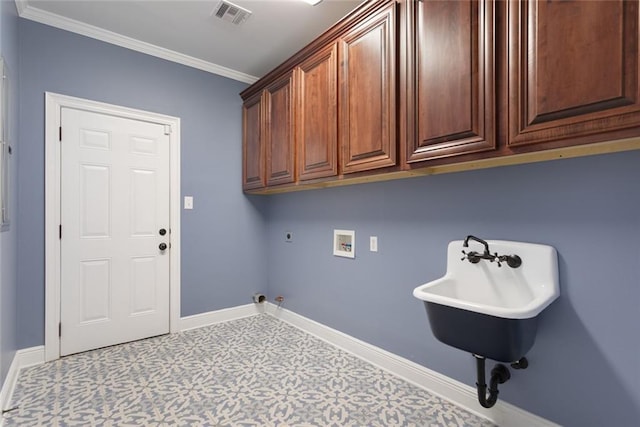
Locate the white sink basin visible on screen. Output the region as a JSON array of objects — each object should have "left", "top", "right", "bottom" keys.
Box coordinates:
[
  {"left": 414, "top": 239, "right": 559, "bottom": 319},
  {"left": 413, "top": 238, "right": 560, "bottom": 361}
]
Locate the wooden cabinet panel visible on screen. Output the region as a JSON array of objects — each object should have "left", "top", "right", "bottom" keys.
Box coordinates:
[
  {"left": 406, "top": 0, "right": 495, "bottom": 163},
  {"left": 265, "top": 72, "right": 295, "bottom": 186},
  {"left": 242, "top": 93, "right": 264, "bottom": 190},
  {"left": 508, "top": 0, "right": 640, "bottom": 146},
  {"left": 339, "top": 2, "right": 396, "bottom": 174},
  {"left": 241, "top": 0, "right": 640, "bottom": 194},
  {"left": 297, "top": 43, "right": 339, "bottom": 181}
]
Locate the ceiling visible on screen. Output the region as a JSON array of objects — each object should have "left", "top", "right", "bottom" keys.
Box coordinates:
[{"left": 16, "top": 0, "right": 365, "bottom": 83}]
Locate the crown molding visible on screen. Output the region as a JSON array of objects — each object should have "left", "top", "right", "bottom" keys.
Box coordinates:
[
  {"left": 15, "top": 0, "right": 27, "bottom": 15},
  {"left": 14, "top": 0, "right": 259, "bottom": 84}
]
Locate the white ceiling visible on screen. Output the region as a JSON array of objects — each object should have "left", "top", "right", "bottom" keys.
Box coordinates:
[{"left": 16, "top": 0, "right": 364, "bottom": 83}]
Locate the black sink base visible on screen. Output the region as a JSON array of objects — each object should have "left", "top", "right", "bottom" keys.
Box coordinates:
[{"left": 423, "top": 302, "right": 538, "bottom": 362}]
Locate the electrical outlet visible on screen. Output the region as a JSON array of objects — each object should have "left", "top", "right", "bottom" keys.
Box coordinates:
[{"left": 285, "top": 231, "right": 293, "bottom": 242}]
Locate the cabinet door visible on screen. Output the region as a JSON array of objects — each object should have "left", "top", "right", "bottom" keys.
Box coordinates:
[
  {"left": 406, "top": 0, "right": 495, "bottom": 163},
  {"left": 264, "top": 71, "right": 295, "bottom": 186},
  {"left": 242, "top": 92, "right": 264, "bottom": 190},
  {"left": 508, "top": 0, "right": 640, "bottom": 147},
  {"left": 297, "top": 43, "right": 338, "bottom": 181},
  {"left": 339, "top": 2, "right": 397, "bottom": 174}
]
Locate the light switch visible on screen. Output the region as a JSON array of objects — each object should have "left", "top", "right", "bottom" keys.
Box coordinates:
[
  {"left": 370, "top": 236, "right": 378, "bottom": 252},
  {"left": 184, "top": 196, "right": 193, "bottom": 210}
]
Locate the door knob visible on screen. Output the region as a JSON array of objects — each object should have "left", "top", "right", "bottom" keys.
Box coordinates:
[
  {"left": 159, "top": 228, "right": 167, "bottom": 236},
  {"left": 159, "top": 243, "right": 167, "bottom": 251}
]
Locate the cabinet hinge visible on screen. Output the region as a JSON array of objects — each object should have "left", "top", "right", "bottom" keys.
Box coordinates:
[
  {"left": 59, "top": 225, "right": 62, "bottom": 239},
  {"left": 164, "top": 124, "right": 171, "bottom": 135},
  {"left": 58, "top": 322, "right": 62, "bottom": 337},
  {"left": 59, "top": 126, "right": 62, "bottom": 141}
]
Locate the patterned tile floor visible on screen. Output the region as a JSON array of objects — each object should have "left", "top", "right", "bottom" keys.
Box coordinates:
[{"left": 3, "top": 314, "right": 494, "bottom": 426}]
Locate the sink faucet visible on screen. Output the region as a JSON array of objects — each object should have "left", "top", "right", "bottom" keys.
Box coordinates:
[
  {"left": 462, "top": 235, "right": 522, "bottom": 268},
  {"left": 463, "top": 235, "right": 491, "bottom": 257}
]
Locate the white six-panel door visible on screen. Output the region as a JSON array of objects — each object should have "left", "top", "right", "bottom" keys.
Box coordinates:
[{"left": 60, "top": 107, "right": 170, "bottom": 356}]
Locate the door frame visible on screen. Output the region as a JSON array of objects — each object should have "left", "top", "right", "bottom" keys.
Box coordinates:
[{"left": 44, "top": 92, "right": 181, "bottom": 362}]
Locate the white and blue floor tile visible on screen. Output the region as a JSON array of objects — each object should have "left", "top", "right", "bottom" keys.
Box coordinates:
[{"left": 3, "top": 314, "right": 494, "bottom": 426}]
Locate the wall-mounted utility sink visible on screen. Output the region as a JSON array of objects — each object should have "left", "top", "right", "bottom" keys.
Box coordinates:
[{"left": 413, "top": 238, "right": 559, "bottom": 363}]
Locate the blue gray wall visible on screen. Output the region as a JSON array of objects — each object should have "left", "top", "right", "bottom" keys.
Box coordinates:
[
  {"left": 17, "top": 19, "right": 267, "bottom": 348},
  {"left": 11, "top": 13, "right": 640, "bottom": 427},
  {"left": 0, "top": 0, "right": 19, "bottom": 385},
  {"left": 266, "top": 152, "right": 640, "bottom": 426}
]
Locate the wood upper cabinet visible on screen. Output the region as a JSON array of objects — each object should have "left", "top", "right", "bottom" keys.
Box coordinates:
[
  {"left": 241, "top": 0, "right": 640, "bottom": 193},
  {"left": 242, "top": 92, "right": 264, "bottom": 190},
  {"left": 405, "top": 0, "right": 496, "bottom": 164},
  {"left": 508, "top": 0, "right": 640, "bottom": 147},
  {"left": 339, "top": 1, "right": 397, "bottom": 174},
  {"left": 297, "top": 43, "right": 339, "bottom": 181},
  {"left": 264, "top": 71, "right": 296, "bottom": 186}
]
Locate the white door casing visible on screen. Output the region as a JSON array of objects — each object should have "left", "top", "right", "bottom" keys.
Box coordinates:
[
  {"left": 45, "top": 93, "right": 181, "bottom": 361},
  {"left": 60, "top": 108, "right": 169, "bottom": 356}
]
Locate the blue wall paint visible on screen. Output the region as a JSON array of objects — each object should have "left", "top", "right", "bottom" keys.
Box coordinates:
[
  {"left": 17, "top": 19, "right": 267, "bottom": 348},
  {"left": 10, "top": 14, "right": 640, "bottom": 426},
  {"left": 266, "top": 152, "right": 640, "bottom": 426},
  {"left": 0, "top": 0, "right": 19, "bottom": 385}
]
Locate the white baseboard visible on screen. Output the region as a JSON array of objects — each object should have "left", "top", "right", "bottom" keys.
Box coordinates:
[
  {"left": 1, "top": 346, "right": 45, "bottom": 413},
  {"left": 264, "top": 303, "right": 558, "bottom": 427},
  {"left": 179, "top": 303, "right": 264, "bottom": 331}
]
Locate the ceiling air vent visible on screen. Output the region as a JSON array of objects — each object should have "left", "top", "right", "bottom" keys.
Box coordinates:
[{"left": 212, "top": 0, "right": 252, "bottom": 26}]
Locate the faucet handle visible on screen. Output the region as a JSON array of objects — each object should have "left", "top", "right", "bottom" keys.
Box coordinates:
[{"left": 461, "top": 250, "right": 482, "bottom": 264}]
